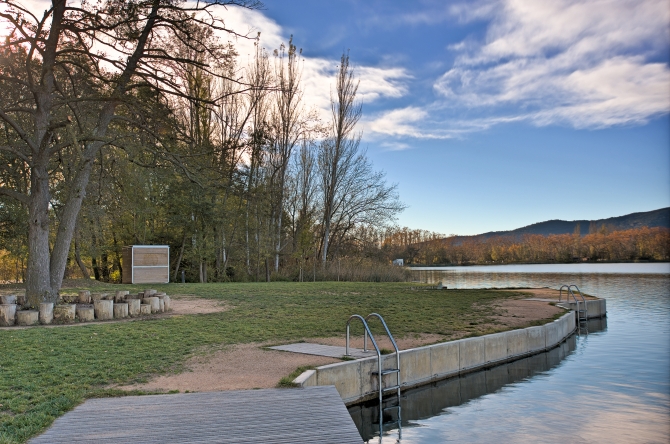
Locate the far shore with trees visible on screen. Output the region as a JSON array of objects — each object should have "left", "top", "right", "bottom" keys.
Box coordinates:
[{"left": 385, "top": 226, "right": 670, "bottom": 267}]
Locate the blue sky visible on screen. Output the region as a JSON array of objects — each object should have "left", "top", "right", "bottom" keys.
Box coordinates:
[
  {"left": 13, "top": 0, "right": 669, "bottom": 235},
  {"left": 247, "top": 0, "right": 670, "bottom": 235},
  {"left": 235, "top": 0, "right": 668, "bottom": 235}
]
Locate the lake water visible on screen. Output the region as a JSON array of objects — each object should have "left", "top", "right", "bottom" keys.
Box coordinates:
[{"left": 348, "top": 263, "right": 670, "bottom": 443}]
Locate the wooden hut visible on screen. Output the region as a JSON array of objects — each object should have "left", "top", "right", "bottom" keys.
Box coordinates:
[{"left": 122, "top": 245, "right": 170, "bottom": 284}]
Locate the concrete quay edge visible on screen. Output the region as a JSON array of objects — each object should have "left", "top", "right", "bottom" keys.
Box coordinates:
[{"left": 294, "top": 298, "right": 606, "bottom": 405}]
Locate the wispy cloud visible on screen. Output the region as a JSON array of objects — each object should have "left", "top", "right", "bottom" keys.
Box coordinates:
[
  {"left": 364, "top": 107, "right": 431, "bottom": 139},
  {"left": 434, "top": 0, "right": 670, "bottom": 128},
  {"left": 380, "top": 141, "right": 412, "bottom": 151},
  {"left": 364, "top": 106, "right": 528, "bottom": 140}
]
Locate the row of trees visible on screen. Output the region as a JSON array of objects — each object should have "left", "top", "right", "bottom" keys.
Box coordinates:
[
  {"left": 0, "top": 0, "right": 404, "bottom": 301},
  {"left": 392, "top": 227, "right": 670, "bottom": 265}
]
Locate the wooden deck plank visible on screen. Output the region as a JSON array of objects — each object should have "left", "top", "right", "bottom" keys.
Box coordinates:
[
  {"left": 30, "top": 386, "right": 362, "bottom": 444},
  {"left": 269, "top": 342, "right": 377, "bottom": 359}
]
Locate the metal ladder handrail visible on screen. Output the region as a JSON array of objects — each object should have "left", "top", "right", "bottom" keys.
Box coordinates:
[
  {"left": 346, "top": 315, "right": 385, "bottom": 403},
  {"left": 365, "top": 313, "right": 401, "bottom": 400},
  {"left": 569, "top": 284, "right": 588, "bottom": 322},
  {"left": 559, "top": 284, "right": 588, "bottom": 325}
]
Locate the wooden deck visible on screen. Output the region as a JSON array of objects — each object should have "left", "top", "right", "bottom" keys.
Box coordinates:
[
  {"left": 30, "top": 386, "right": 362, "bottom": 443},
  {"left": 270, "top": 343, "right": 377, "bottom": 359}
]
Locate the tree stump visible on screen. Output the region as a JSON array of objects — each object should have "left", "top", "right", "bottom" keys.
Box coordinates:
[
  {"left": 115, "top": 291, "right": 129, "bottom": 303},
  {"left": 102, "top": 293, "right": 114, "bottom": 301},
  {"left": 144, "top": 289, "right": 157, "bottom": 297},
  {"left": 94, "top": 300, "right": 114, "bottom": 320},
  {"left": 53, "top": 304, "right": 76, "bottom": 323},
  {"left": 91, "top": 293, "right": 104, "bottom": 302},
  {"left": 0, "top": 304, "right": 17, "bottom": 326},
  {"left": 0, "top": 295, "right": 17, "bottom": 305},
  {"left": 60, "top": 294, "right": 78, "bottom": 304},
  {"left": 78, "top": 291, "right": 91, "bottom": 304},
  {"left": 39, "top": 302, "right": 54, "bottom": 325},
  {"left": 128, "top": 299, "right": 141, "bottom": 317},
  {"left": 76, "top": 305, "right": 95, "bottom": 322},
  {"left": 142, "top": 297, "right": 160, "bottom": 313},
  {"left": 139, "top": 304, "right": 151, "bottom": 315},
  {"left": 113, "top": 303, "right": 129, "bottom": 319},
  {"left": 163, "top": 295, "right": 171, "bottom": 311},
  {"left": 16, "top": 310, "right": 39, "bottom": 326}
]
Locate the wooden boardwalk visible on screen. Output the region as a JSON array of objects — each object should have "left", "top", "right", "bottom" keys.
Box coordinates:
[
  {"left": 269, "top": 343, "right": 377, "bottom": 359},
  {"left": 30, "top": 386, "right": 362, "bottom": 443}
]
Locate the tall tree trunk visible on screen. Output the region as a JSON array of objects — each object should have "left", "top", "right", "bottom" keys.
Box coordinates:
[
  {"left": 173, "top": 234, "right": 186, "bottom": 281},
  {"left": 26, "top": 161, "right": 55, "bottom": 307},
  {"left": 74, "top": 229, "right": 90, "bottom": 279},
  {"left": 112, "top": 230, "right": 122, "bottom": 279},
  {"left": 90, "top": 217, "right": 101, "bottom": 281},
  {"left": 23, "top": 0, "right": 161, "bottom": 303},
  {"left": 91, "top": 257, "right": 101, "bottom": 281},
  {"left": 101, "top": 252, "right": 110, "bottom": 282}
]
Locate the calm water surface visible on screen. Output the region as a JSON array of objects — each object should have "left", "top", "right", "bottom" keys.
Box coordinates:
[{"left": 349, "top": 263, "right": 670, "bottom": 443}]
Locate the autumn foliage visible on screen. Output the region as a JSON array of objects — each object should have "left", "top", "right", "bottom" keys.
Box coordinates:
[{"left": 384, "top": 226, "right": 670, "bottom": 265}]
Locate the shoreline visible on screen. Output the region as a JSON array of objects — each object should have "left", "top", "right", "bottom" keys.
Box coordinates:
[{"left": 293, "top": 296, "right": 606, "bottom": 405}]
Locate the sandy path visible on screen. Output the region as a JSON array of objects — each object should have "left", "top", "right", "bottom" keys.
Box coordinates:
[{"left": 117, "top": 343, "right": 339, "bottom": 392}]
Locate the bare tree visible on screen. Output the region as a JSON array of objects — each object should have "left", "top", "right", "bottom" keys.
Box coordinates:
[
  {"left": 0, "top": 0, "right": 260, "bottom": 306},
  {"left": 286, "top": 137, "right": 318, "bottom": 280},
  {"left": 267, "top": 37, "right": 305, "bottom": 272},
  {"left": 318, "top": 53, "right": 405, "bottom": 264},
  {"left": 243, "top": 41, "right": 272, "bottom": 277}
]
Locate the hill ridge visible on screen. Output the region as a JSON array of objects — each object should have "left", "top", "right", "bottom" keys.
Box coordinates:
[{"left": 455, "top": 207, "right": 669, "bottom": 241}]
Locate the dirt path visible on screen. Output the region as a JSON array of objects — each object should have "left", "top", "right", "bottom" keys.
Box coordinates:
[
  {"left": 118, "top": 290, "right": 567, "bottom": 394},
  {"left": 116, "top": 343, "right": 339, "bottom": 392}
]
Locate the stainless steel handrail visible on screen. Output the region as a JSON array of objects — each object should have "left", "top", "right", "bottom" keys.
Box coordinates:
[
  {"left": 365, "top": 313, "right": 401, "bottom": 400},
  {"left": 569, "top": 284, "right": 588, "bottom": 321},
  {"left": 559, "top": 284, "right": 588, "bottom": 329},
  {"left": 346, "top": 315, "right": 384, "bottom": 402}
]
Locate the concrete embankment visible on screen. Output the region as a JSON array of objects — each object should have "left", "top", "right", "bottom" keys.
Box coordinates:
[{"left": 294, "top": 299, "right": 606, "bottom": 405}]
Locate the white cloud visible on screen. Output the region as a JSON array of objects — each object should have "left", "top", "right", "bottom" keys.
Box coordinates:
[
  {"left": 365, "top": 106, "right": 429, "bottom": 139},
  {"left": 298, "top": 58, "right": 410, "bottom": 123},
  {"left": 380, "top": 141, "right": 412, "bottom": 151},
  {"left": 207, "top": 6, "right": 410, "bottom": 123},
  {"left": 434, "top": 0, "right": 670, "bottom": 128}
]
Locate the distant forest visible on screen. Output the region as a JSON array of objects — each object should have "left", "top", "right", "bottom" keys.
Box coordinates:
[{"left": 383, "top": 226, "right": 670, "bottom": 266}]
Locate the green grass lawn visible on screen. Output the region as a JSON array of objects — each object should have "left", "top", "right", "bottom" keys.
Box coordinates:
[{"left": 0, "top": 281, "right": 549, "bottom": 443}]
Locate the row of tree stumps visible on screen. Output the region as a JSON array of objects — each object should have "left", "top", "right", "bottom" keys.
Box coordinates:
[{"left": 0, "top": 290, "right": 172, "bottom": 327}]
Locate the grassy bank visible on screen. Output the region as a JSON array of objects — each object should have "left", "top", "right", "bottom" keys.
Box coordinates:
[{"left": 1, "top": 281, "right": 551, "bottom": 443}]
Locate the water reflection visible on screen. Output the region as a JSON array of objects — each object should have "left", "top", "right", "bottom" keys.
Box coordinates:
[{"left": 350, "top": 319, "right": 608, "bottom": 443}]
